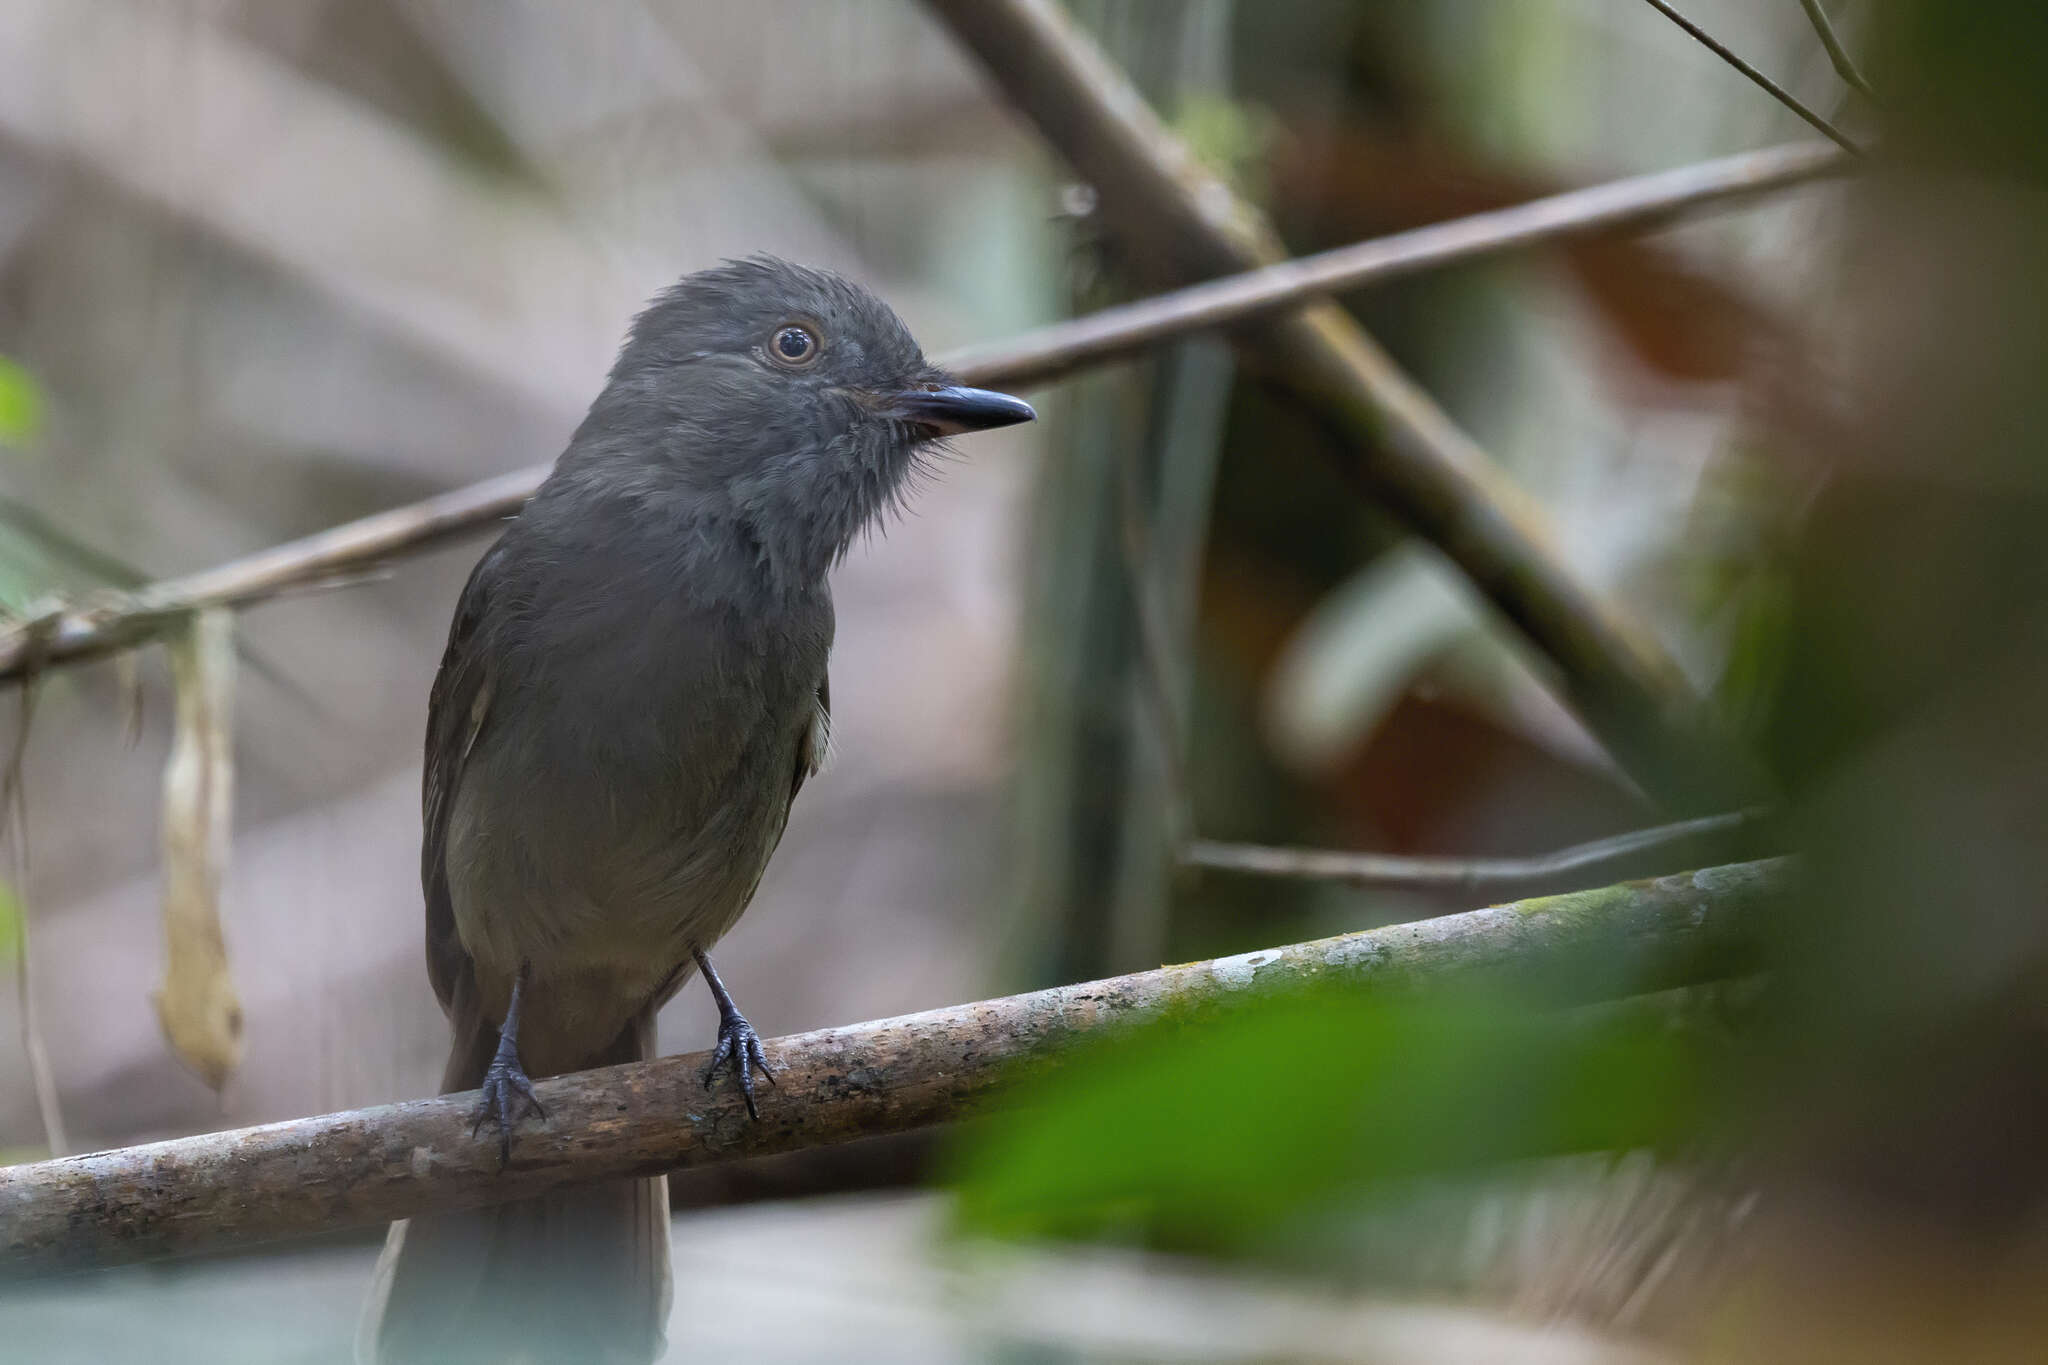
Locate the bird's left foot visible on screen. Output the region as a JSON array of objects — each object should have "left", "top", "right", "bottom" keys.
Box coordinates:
[{"left": 703, "top": 1009, "right": 775, "bottom": 1120}]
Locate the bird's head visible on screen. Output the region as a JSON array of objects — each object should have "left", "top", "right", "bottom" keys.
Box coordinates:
[{"left": 579, "top": 256, "right": 1033, "bottom": 584}]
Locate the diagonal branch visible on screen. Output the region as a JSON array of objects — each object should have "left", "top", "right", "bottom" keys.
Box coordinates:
[
  {"left": 0, "top": 141, "right": 1847, "bottom": 692},
  {"left": 923, "top": 0, "right": 1765, "bottom": 813},
  {"left": 0, "top": 859, "right": 1782, "bottom": 1276},
  {"left": 953, "top": 141, "right": 1844, "bottom": 390},
  {"left": 1635, "top": 0, "right": 1865, "bottom": 154},
  {"left": 0, "top": 469, "right": 544, "bottom": 681}
]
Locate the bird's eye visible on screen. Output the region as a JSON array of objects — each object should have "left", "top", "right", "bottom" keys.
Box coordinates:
[{"left": 769, "top": 324, "right": 819, "bottom": 367}]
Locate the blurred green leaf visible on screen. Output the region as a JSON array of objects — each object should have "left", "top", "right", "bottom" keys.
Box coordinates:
[
  {"left": 1714, "top": 569, "right": 1794, "bottom": 740},
  {"left": 1265, "top": 543, "right": 1577, "bottom": 774},
  {"left": 1171, "top": 94, "right": 1280, "bottom": 207},
  {"left": 1265, "top": 544, "right": 1475, "bottom": 773},
  {"left": 950, "top": 983, "right": 1711, "bottom": 1256},
  {"left": 0, "top": 356, "right": 44, "bottom": 446},
  {"left": 0, "top": 879, "right": 21, "bottom": 967}
]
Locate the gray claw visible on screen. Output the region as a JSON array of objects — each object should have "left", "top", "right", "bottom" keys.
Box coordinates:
[
  {"left": 471, "top": 1057, "right": 545, "bottom": 1163},
  {"left": 704, "top": 1013, "right": 775, "bottom": 1120}
]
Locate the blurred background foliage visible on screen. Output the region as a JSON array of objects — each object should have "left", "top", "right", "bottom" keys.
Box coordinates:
[
  {"left": 5, "top": 0, "right": 2047, "bottom": 1360},
  {"left": 951, "top": 982, "right": 1720, "bottom": 1256},
  {"left": 960, "top": 0, "right": 2048, "bottom": 1359},
  {"left": 0, "top": 355, "right": 41, "bottom": 446}
]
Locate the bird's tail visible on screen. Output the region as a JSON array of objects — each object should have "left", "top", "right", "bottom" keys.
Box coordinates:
[{"left": 358, "top": 1002, "right": 671, "bottom": 1365}]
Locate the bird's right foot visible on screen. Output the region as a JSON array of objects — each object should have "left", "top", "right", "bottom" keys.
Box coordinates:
[
  {"left": 471, "top": 1049, "right": 545, "bottom": 1164},
  {"left": 703, "top": 1008, "right": 774, "bottom": 1121}
]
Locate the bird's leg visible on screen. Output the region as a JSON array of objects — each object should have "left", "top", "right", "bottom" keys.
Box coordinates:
[
  {"left": 471, "top": 960, "right": 545, "bottom": 1162},
  {"left": 694, "top": 946, "right": 774, "bottom": 1119}
]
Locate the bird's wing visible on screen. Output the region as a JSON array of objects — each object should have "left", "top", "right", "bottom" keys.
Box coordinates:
[
  {"left": 791, "top": 669, "right": 830, "bottom": 806},
  {"left": 420, "top": 542, "right": 504, "bottom": 1015}
]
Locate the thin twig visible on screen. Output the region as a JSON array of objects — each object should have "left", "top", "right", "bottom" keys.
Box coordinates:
[
  {"left": 10, "top": 889, "right": 65, "bottom": 1160},
  {"left": 1183, "top": 808, "right": 1778, "bottom": 898},
  {"left": 948, "top": 141, "right": 1846, "bottom": 391},
  {"left": 0, "top": 859, "right": 1783, "bottom": 1275},
  {"left": 1796, "top": 0, "right": 1878, "bottom": 103},
  {"left": 0, "top": 142, "right": 1848, "bottom": 690},
  {"left": 1111, "top": 441, "right": 1196, "bottom": 853},
  {"left": 0, "top": 470, "right": 538, "bottom": 684},
  {"left": 3, "top": 643, "right": 65, "bottom": 1157},
  {"left": 1635, "top": 0, "right": 1864, "bottom": 155}
]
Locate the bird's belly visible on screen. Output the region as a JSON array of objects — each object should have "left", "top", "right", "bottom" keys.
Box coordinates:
[{"left": 442, "top": 728, "right": 794, "bottom": 1066}]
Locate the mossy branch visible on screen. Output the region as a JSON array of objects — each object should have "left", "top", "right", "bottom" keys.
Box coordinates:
[{"left": 0, "top": 861, "right": 1782, "bottom": 1277}]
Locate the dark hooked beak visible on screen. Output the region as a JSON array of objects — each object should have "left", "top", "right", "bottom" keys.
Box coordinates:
[{"left": 887, "top": 385, "right": 1036, "bottom": 437}]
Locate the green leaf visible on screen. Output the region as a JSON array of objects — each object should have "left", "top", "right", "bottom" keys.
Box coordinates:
[
  {"left": 949, "top": 984, "right": 1711, "bottom": 1256},
  {"left": 0, "top": 879, "right": 21, "bottom": 967},
  {"left": 1170, "top": 95, "right": 1280, "bottom": 207},
  {"left": 0, "top": 356, "right": 44, "bottom": 446}
]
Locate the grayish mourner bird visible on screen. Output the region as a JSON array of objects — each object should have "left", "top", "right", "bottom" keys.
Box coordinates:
[{"left": 359, "top": 257, "right": 1033, "bottom": 1364}]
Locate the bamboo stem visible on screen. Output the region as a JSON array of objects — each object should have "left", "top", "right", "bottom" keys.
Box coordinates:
[{"left": 923, "top": 0, "right": 1766, "bottom": 812}]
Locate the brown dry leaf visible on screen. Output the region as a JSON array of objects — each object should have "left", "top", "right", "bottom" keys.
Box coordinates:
[
  {"left": 153, "top": 609, "right": 243, "bottom": 1090},
  {"left": 1268, "top": 118, "right": 1786, "bottom": 387}
]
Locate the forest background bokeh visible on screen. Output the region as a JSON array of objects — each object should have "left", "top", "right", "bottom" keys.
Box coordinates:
[{"left": 4, "top": 2, "right": 2045, "bottom": 1361}]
